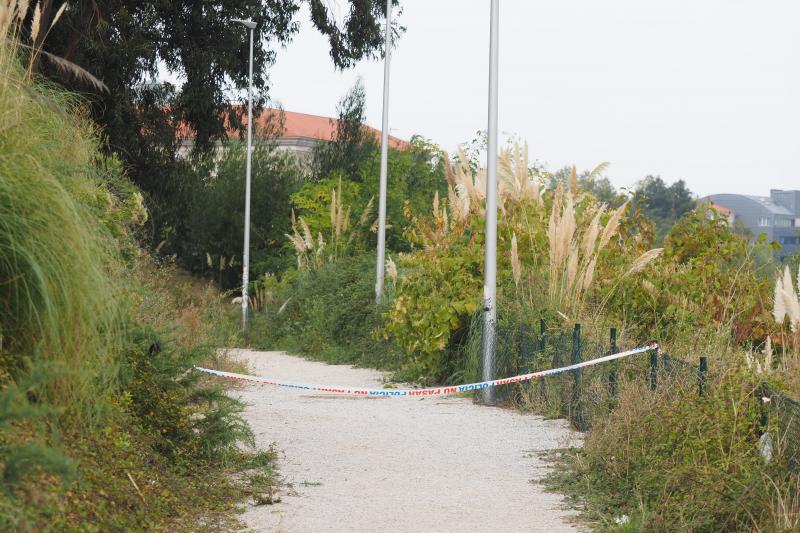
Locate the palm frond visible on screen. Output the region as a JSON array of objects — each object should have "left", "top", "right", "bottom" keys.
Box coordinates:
[{"left": 13, "top": 42, "right": 109, "bottom": 93}]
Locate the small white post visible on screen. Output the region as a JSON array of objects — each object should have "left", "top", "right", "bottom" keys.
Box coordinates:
[{"left": 233, "top": 19, "right": 257, "bottom": 331}]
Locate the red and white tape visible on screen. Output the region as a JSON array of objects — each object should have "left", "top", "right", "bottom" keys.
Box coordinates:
[{"left": 196, "top": 343, "right": 657, "bottom": 397}]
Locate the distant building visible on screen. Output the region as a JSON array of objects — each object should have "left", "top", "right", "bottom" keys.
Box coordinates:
[
  {"left": 177, "top": 107, "right": 408, "bottom": 168},
  {"left": 703, "top": 190, "right": 800, "bottom": 259},
  {"left": 706, "top": 202, "right": 735, "bottom": 226}
]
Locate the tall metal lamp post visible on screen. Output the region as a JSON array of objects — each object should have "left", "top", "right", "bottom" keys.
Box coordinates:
[
  {"left": 232, "top": 18, "right": 257, "bottom": 331},
  {"left": 375, "top": 0, "right": 392, "bottom": 304},
  {"left": 481, "top": 0, "right": 500, "bottom": 405}
]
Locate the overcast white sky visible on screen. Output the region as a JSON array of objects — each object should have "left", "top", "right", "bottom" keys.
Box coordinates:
[{"left": 264, "top": 0, "right": 799, "bottom": 198}]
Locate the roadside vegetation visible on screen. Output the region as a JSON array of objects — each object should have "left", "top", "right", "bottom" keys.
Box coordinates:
[{"left": 0, "top": 8, "right": 276, "bottom": 530}]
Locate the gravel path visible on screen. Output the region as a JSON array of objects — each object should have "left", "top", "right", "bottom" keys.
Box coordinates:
[{"left": 232, "top": 349, "right": 580, "bottom": 533}]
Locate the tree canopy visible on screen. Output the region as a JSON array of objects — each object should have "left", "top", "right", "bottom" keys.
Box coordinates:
[
  {"left": 547, "top": 164, "right": 626, "bottom": 208},
  {"left": 36, "top": 0, "right": 400, "bottom": 201},
  {"left": 313, "top": 79, "right": 378, "bottom": 182},
  {"left": 632, "top": 175, "right": 696, "bottom": 243}
]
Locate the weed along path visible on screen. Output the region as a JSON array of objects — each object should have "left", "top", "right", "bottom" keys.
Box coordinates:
[{"left": 231, "top": 349, "right": 580, "bottom": 533}]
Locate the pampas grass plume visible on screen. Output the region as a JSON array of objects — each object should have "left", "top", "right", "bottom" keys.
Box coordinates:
[
  {"left": 29, "top": 1, "right": 40, "bottom": 43},
  {"left": 599, "top": 201, "right": 628, "bottom": 250},
  {"left": 622, "top": 248, "right": 663, "bottom": 278}
]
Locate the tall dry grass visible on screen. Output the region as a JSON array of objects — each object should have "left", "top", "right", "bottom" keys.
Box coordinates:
[
  {"left": 1, "top": 0, "right": 106, "bottom": 91},
  {"left": 0, "top": 4, "right": 121, "bottom": 419},
  {"left": 545, "top": 178, "right": 662, "bottom": 319},
  {"left": 287, "top": 178, "right": 374, "bottom": 268},
  {"left": 440, "top": 145, "right": 661, "bottom": 319},
  {"left": 773, "top": 265, "right": 800, "bottom": 351},
  {"left": 444, "top": 143, "right": 543, "bottom": 224}
]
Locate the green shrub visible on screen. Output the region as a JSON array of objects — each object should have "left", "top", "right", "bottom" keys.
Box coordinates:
[
  {"left": 354, "top": 138, "right": 448, "bottom": 252},
  {"left": 290, "top": 173, "right": 366, "bottom": 240},
  {"left": 610, "top": 206, "right": 776, "bottom": 346},
  {"left": 251, "top": 253, "right": 405, "bottom": 370},
  {"left": 119, "top": 325, "right": 251, "bottom": 464},
  {"left": 382, "top": 234, "right": 483, "bottom": 383},
  {"left": 0, "top": 360, "right": 75, "bottom": 491},
  {"left": 0, "top": 45, "right": 130, "bottom": 420},
  {"left": 168, "top": 139, "right": 304, "bottom": 287},
  {"left": 555, "top": 365, "right": 798, "bottom": 531},
  {"left": 0, "top": 29, "right": 273, "bottom": 530}
]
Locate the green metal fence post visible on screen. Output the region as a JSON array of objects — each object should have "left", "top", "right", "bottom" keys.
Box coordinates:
[
  {"left": 610, "top": 327, "right": 617, "bottom": 353},
  {"left": 649, "top": 350, "right": 658, "bottom": 390},
  {"left": 536, "top": 318, "right": 549, "bottom": 402},
  {"left": 609, "top": 327, "right": 618, "bottom": 398},
  {"left": 572, "top": 323, "right": 582, "bottom": 386},
  {"left": 699, "top": 356, "right": 708, "bottom": 397},
  {"left": 572, "top": 324, "right": 583, "bottom": 427}
]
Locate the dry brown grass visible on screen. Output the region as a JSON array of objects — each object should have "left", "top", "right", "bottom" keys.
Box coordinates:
[
  {"left": 546, "top": 184, "right": 661, "bottom": 319},
  {"left": 443, "top": 143, "right": 544, "bottom": 223}
]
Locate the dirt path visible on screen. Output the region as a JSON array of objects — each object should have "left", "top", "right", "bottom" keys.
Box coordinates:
[{"left": 232, "top": 349, "right": 580, "bottom": 533}]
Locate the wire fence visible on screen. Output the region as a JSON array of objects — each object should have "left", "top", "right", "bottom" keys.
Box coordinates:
[
  {"left": 488, "top": 318, "right": 800, "bottom": 472},
  {"left": 492, "top": 320, "right": 712, "bottom": 431},
  {"left": 760, "top": 384, "right": 800, "bottom": 470}
]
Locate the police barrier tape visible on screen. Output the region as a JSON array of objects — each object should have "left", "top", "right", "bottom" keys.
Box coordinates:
[{"left": 195, "top": 342, "right": 658, "bottom": 398}]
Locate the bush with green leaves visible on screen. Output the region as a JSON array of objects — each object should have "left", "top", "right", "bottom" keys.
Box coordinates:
[
  {"left": 292, "top": 139, "right": 448, "bottom": 254},
  {"left": 251, "top": 252, "right": 405, "bottom": 370},
  {"left": 608, "top": 206, "right": 777, "bottom": 347},
  {"left": 355, "top": 137, "right": 448, "bottom": 251},
  {"left": 381, "top": 222, "right": 484, "bottom": 383},
  {"left": 167, "top": 139, "right": 304, "bottom": 287}
]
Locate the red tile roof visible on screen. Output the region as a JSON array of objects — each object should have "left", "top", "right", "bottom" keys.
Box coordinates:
[
  {"left": 707, "top": 201, "right": 735, "bottom": 217},
  {"left": 178, "top": 106, "right": 409, "bottom": 150}
]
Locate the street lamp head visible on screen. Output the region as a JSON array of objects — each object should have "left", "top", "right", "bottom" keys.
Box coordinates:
[{"left": 231, "top": 18, "right": 257, "bottom": 30}]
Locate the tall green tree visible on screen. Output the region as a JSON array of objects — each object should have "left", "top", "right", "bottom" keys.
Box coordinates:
[
  {"left": 313, "top": 80, "right": 378, "bottom": 181},
  {"left": 35, "top": 0, "right": 401, "bottom": 239},
  {"left": 548, "top": 164, "right": 626, "bottom": 207},
  {"left": 632, "top": 175, "right": 696, "bottom": 243}
]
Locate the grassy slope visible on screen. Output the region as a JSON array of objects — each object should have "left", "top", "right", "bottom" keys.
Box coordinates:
[{"left": 0, "top": 41, "right": 277, "bottom": 530}]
